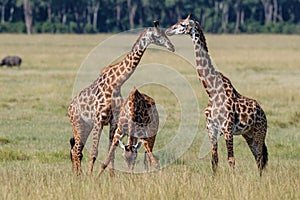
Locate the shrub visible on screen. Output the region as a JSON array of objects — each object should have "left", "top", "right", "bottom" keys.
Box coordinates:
[
  {"left": 0, "top": 22, "right": 26, "bottom": 33},
  {"left": 41, "top": 20, "right": 56, "bottom": 33},
  {"left": 83, "top": 23, "right": 97, "bottom": 33}
]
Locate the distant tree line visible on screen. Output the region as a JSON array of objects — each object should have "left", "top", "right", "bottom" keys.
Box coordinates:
[{"left": 0, "top": 0, "right": 300, "bottom": 34}]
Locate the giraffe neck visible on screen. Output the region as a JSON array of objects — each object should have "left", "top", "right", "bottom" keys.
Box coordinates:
[
  {"left": 102, "top": 31, "right": 153, "bottom": 97},
  {"left": 131, "top": 29, "right": 152, "bottom": 52},
  {"left": 107, "top": 49, "right": 145, "bottom": 97},
  {"left": 190, "top": 22, "right": 223, "bottom": 99},
  {"left": 112, "top": 29, "right": 154, "bottom": 87}
]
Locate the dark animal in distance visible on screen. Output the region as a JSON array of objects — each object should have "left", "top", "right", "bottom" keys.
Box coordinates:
[{"left": 0, "top": 56, "right": 22, "bottom": 67}]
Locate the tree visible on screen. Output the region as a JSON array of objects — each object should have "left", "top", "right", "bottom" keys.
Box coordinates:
[
  {"left": 23, "top": 0, "right": 32, "bottom": 34},
  {"left": 127, "top": 0, "right": 138, "bottom": 29},
  {"left": 0, "top": 0, "right": 9, "bottom": 24},
  {"left": 261, "top": 0, "right": 273, "bottom": 23},
  {"left": 92, "top": 0, "right": 100, "bottom": 30},
  {"left": 234, "top": 0, "right": 242, "bottom": 33}
]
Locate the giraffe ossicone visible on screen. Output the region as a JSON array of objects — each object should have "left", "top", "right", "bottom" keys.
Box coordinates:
[{"left": 166, "top": 14, "right": 268, "bottom": 176}]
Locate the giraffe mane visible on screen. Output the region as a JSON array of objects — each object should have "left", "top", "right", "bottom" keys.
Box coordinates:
[
  {"left": 194, "top": 21, "right": 209, "bottom": 53},
  {"left": 131, "top": 29, "right": 148, "bottom": 51}
]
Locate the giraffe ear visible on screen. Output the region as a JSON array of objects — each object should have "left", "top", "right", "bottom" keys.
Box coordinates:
[
  {"left": 119, "top": 140, "right": 126, "bottom": 150},
  {"left": 134, "top": 141, "right": 143, "bottom": 150},
  {"left": 153, "top": 21, "right": 159, "bottom": 28}
]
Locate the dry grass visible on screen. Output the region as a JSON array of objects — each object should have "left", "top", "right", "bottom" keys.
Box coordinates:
[{"left": 0, "top": 33, "right": 299, "bottom": 199}]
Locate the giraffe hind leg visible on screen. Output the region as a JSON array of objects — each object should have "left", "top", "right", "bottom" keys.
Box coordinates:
[
  {"left": 70, "top": 137, "right": 75, "bottom": 162},
  {"left": 242, "top": 132, "right": 268, "bottom": 176},
  {"left": 70, "top": 117, "right": 92, "bottom": 175},
  {"left": 89, "top": 123, "right": 103, "bottom": 176},
  {"left": 71, "top": 137, "right": 85, "bottom": 175},
  {"left": 225, "top": 134, "right": 235, "bottom": 169}
]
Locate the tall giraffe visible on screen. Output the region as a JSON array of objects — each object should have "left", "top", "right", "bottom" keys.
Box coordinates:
[
  {"left": 166, "top": 14, "right": 268, "bottom": 176},
  {"left": 96, "top": 87, "right": 159, "bottom": 177},
  {"left": 68, "top": 21, "right": 174, "bottom": 176}
]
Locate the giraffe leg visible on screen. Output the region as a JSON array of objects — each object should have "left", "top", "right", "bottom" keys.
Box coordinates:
[
  {"left": 70, "top": 123, "right": 90, "bottom": 175},
  {"left": 96, "top": 129, "right": 122, "bottom": 179},
  {"left": 109, "top": 150, "right": 116, "bottom": 177},
  {"left": 244, "top": 128, "right": 268, "bottom": 176},
  {"left": 143, "top": 135, "right": 156, "bottom": 172},
  {"left": 108, "top": 119, "right": 118, "bottom": 177},
  {"left": 205, "top": 103, "right": 219, "bottom": 173},
  {"left": 69, "top": 106, "right": 92, "bottom": 175},
  {"left": 141, "top": 138, "right": 160, "bottom": 170},
  {"left": 71, "top": 136, "right": 85, "bottom": 175},
  {"left": 225, "top": 133, "right": 235, "bottom": 169},
  {"left": 207, "top": 122, "right": 218, "bottom": 173},
  {"left": 89, "top": 123, "right": 103, "bottom": 176},
  {"left": 211, "top": 139, "right": 218, "bottom": 173}
]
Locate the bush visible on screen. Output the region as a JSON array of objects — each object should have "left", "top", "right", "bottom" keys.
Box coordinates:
[
  {"left": 68, "top": 22, "right": 77, "bottom": 33},
  {"left": 83, "top": 23, "right": 97, "bottom": 33},
  {"left": 41, "top": 20, "right": 56, "bottom": 33},
  {"left": 55, "top": 23, "right": 68, "bottom": 33},
  {"left": 0, "top": 22, "right": 26, "bottom": 33},
  {"left": 246, "top": 21, "right": 262, "bottom": 33},
  {"left": 282, "top": 23, "right": 296, "bottom": 34}
]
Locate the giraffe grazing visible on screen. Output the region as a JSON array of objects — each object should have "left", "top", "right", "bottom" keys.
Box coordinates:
[
  {"left": 96, "top": 87, "right": 159, "bottom": 177},
  {"left": 68, "top": 21, "right": 174, "bottom": 176},
  {"left": 166, "top": 14, "right": 268, "bottom": 176}
]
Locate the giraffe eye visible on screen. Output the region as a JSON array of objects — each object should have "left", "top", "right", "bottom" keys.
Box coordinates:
[{"left": 180, "top": 24, "right": 185, "bottom": 27}]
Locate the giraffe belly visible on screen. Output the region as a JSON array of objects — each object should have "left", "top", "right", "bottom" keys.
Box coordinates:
[
  {"left": 80, "top": 110, "right": 94, "bottom": 125},
  {"left": 232, "top": 123, "right": 251, "bottom": 135}
]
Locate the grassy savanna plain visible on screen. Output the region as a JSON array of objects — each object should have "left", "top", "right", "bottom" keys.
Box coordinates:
[{"left": 0, "top": 33, "right": 299, "bottom": 199}]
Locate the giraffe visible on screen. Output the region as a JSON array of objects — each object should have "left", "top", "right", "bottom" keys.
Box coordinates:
[
  {"left": 68, "top": 21, "right": 174, "bottom": 176},
  {"left": 96, "top": 87, "right": 159, "bottom": 177},
  {"left": 166, "top": 14, "right": 268, "bottom": 176}
]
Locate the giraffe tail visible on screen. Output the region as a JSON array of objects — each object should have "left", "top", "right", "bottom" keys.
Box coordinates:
[
  {"left": 261, "top": 143, "right": 268, "bottom": 169},
  {"left": 258, "top": 142, "right": 268, "bottom": 176},
  {"left": 70, "top": 137, "right": 75, "bottom": 162}
]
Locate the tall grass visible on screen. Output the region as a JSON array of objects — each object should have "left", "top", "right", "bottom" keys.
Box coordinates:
[{"left": 0, "top": 34, "right": 299, "bottom": 199}]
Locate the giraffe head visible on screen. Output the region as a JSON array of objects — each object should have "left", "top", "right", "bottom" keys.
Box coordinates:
[
  {"left": 165, "top": 14, "right": 198, "bottom": 36},
  {"left": 133, "top": 21, "right": 175, "bottom": 52},
  {"left": 166, "top": 14, "right": 208, "bottom": 52},
  {"left": 119, "top": 140, "right": 143, "bottom": 171}
]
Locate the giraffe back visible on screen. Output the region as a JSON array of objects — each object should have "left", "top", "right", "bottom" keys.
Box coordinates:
[{"left": 118, "top": 88, "right": 159, "bottom": 139}]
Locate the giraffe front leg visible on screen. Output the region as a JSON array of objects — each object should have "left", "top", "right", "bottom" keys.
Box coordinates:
[
  {"left": 89, "top": 123, "right": 103, "bottom": 176},
  {"left": 223, "top": 117, "right": 235, "bottom": 170},
  {"left": 109, "top": 150, "right": 116, "bottom": 177},
  {"left": 211, "top": 139, "right": 218, "bottom": 173},
  {"left": 224, "top": 133, "right": 235, "bottom": 169},
  {"left": 108, "top": 119, "right": 118, "bottom": 177},
  {"left": 96, "top": 130, "right": 122, "bottom": 179},
  {"left": 205, "top": 103, "right": 219, "bottom": 173},
  {"left": 141, "top": 139, "right": 160, "bottom": 170},
  {"left": 144, "top": 152, "right": 151, "bottom": 172},
  {"left": 207, "top": 122, "right": 218, "bottom": 173}
]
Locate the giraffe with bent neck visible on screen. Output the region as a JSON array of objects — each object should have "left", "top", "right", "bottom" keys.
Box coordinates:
[
  {"left": 69, "top": 21, "right": 174, "bottom": 176},
  {"left": 96, "top": 87, "right": 159, "bottom": 178},
  {"left": 166, "top": 14, "right": 268, "bottom": 176}
]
